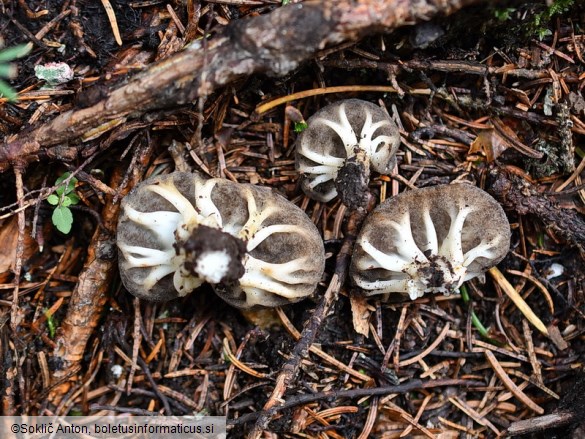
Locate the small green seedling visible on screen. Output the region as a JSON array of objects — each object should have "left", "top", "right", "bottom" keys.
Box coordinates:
[
  {"left": 0, "top": 41, "right": 31, "bottom": 101},
  {"left": 459, "top": 284, "right": 504, "bottom": 346},
  {"left": 533, "top": 0, "right": 575, "bottom": 40},
  {"left": 47, "top": 172, "right": 80, "bottom": 234},
  {"left": 44, "top": 308, "right": 57, "bottom": 338},
  {"left": 493, "top": 7, "right": 515, "bottom": 21},
  {"left": 293, "top": 121, "right": 308, "bottom": 133},
  {"left": 285, "top": 105, "right": 307, "bottom": 133}
]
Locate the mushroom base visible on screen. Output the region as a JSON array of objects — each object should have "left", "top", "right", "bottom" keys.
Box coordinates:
[
  {"left": 411, "top": 254, "right": 464, "bottom": 297},
  {"left": 175, "top": 225, "right": 247, "bottom": 285},
  {"left": 334, "top": 152, "right": 371, "bottom": 210}
]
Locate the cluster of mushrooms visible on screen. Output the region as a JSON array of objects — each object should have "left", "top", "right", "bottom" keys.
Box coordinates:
[{"left": 117, "top": 99, "right": 511, "bottom": 308}]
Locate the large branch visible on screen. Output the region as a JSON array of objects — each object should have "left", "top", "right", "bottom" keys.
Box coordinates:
[{"left": 0, "top": 0, "right": 480, "bottom": 172}]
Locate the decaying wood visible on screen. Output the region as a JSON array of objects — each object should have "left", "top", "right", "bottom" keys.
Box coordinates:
[
  {"left": 489, "top": 166, "right": 585, "bottom": 253},
  {"left": 0, "top": 0, "right": 480, "bottom": 172},
  {"left": 50, "top": 141, "right": 153, "bottom": 404},
  {"left": 11, "top": 167, "right": 26, "bottom": 330},
  {"left": 0, "top": 323, "right": 16, "bottom": 416},
  {"left": 506, "top": 372, "right": 585, "bottom": 435},
  {"left": 49, "top": 177, "right": 121, "bottom": 401}
]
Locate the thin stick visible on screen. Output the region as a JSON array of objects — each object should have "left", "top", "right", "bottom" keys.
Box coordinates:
[
  {"left": 231, "top": 378, "right": 485, "bottom": 426},
  {"left": 11, "top": 167, "right": 26, "bottom": 330}
]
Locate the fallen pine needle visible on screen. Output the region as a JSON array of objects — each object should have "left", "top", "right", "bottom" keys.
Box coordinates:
[
  {"left": 222, "top": 338, "right": 268, "bottom": 379},
  {"left": 507, "top": 269, "right": 554, "bottom": 315},
  {"left": 101, "top": 0, "right": 122, "bottom": 46},
  {"left": 484, "top": 350, "right": 545, "bottom": 414},
  {"left": 488, "top": 267, "right": 548, "bottom": 335},
  {"left": 254, "top": 85, "right": 431, "bottom": 115},
  {"left": 398, "top": 323, "right": 450, "bottom": 367}
]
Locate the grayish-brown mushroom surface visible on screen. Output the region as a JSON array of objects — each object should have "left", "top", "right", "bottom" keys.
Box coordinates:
[
  {"left": 295, "top": 99, "right": 400, "bottom": 209},
  {"left": 350, "top": 183, "right": 511, "bottom": 300},
  {"left": 117, "top": 172, "right": 325, "bottom": 308}
]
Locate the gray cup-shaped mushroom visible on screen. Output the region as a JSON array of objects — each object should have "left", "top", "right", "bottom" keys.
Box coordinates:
[
  {"left": 117, "top": 172, "right": 325, "bottom": 308},
  {"left": 350, "top": 183, "right": 511, "bottom": 300},
  {"left": 295, "top": 99, "right": 400, "bottom": 209}
]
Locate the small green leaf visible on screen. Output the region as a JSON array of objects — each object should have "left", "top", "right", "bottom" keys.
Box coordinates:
[
  {"left": 0, "top": 78, "right": 17, "bottom": 101},
  {"left": 294, "top": 121, "right": 308, "bottom": 133},
  {"left": 55, "top": 172, "right": 71, "bottom": 185},
  {"left": 493, "top": 7, "right": 515, "bottom": 21},
  {"left": 52, "top": 206, "right": 73, "bottom": 234},
  {"left": 47, "top": 194, "right": 60, "bottom": 205},
  {"left": 67, "top": 193, "right": 80, "bottom": 205},
  {"left": 61, "top": 197, "right": 72, "bottom": 207},
  {"left": 44, "top": 308, "right": 57, "bottom": 338},
  {"left": 0, "top": 44, "right": 31, "bottom": 62},
  {"left": 537, "top": 28, "right": 552, "bottom": 40},
  {"left": 55, "top": 172, "right": 77, "bottom": 196}
]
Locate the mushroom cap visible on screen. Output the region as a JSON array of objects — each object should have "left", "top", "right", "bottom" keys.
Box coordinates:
[
  {"left": 350, "top": 183, "right": 511, "bottom": 300},
  {"left": 117, "top": 172, "right": 325, "bottom": 308},
  {"left": 295, "top": 99, "right": 400, "bottom": 202}
]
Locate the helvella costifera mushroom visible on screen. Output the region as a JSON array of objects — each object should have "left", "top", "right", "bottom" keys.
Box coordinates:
[
  {"left": 117, "top": 172, "right": 325, "bottom": 308},
  {"left": 349, "top": 183, "right": 511, "bottom": 300},
  {"left": 295, "top": 99, "right": 400, "bottom": 209}
]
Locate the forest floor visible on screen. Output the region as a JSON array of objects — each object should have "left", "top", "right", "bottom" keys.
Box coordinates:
[{"left": 1, "top": 0, "right": 585, "bottom": 438}]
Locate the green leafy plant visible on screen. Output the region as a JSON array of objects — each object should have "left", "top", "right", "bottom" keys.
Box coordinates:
[
  {"left": 536, "top": 28, "right": 553, "bottom": 41},
  {"left": 0, "top": 41, "right": 31, "bottom": 101},
  {"left": 47, "top": 172, "right": 80, "bottom": 234},
  {"left": 533, "top": 0, "right": 575, "bottom": 40}
]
